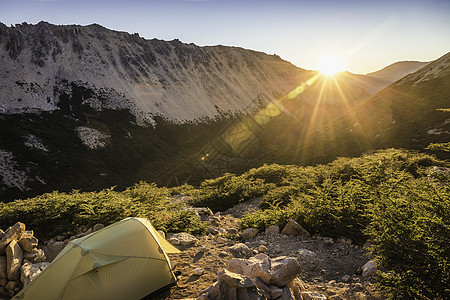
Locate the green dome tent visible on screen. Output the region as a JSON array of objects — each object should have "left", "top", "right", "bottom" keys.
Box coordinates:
[{"left": 14, "top": 217, "right": 180, "bottom": 300}]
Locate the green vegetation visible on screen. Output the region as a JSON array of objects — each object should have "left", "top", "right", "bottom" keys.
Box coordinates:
[
  {"left": 0, "top": 148, "right": 448, "bottom": 299},
  {"left": 191, "top": 148, "right": 449, "bottom": 299},
  {"left": 0, "top": 182, "right": 205, "bottom": 237}
]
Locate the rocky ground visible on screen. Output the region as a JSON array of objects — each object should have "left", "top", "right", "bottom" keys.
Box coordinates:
[
  {"left": 156, "top": 198, "right": 385, "bottom": 300},
  {"left": 0, "top": 197, "right": 386, "bottom": 299}
]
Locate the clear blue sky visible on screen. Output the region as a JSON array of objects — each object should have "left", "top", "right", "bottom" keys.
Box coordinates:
[{"left": 1, "top": 0, "right": 449, "bottom": 74}]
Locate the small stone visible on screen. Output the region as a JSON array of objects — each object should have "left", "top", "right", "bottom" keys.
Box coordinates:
[
  {"left": 170, "top": 261, "right": 178, "bottom": 269},
  {"left": 84, "top": 228, "right": 93, "bottom": 235},
  {"left": 259, "top": 240, "right": 268, "bottom": 246},
  {"left": 258, "top": 245, "right": 267, "bottom": 253},
  {"left": 269, "top": 285, "right": 283, "bottom": 299},
  {"left": 273, "top": 245, "right": 283, "bottom": 253},
  {"left": 5, "top": 280, "right": 17, "bottom": 291},
  {"left": 55, "top": 235, "right": 65, "bottom": 241},
  {"left": 341, "top": 275, "right": 351, "bottom": 282},
  {"left": 298, "top": 249, "right": 317, "bottom": 258},
  {"left": 169, "top": 237, "right": 180, "bottom": 245},
  {"left": 170, "top": 232, "right": 198, "bottom": 246},
  {"left": 242, "top": 228, "right": 259, "bottom": 240},
  {"left": 193, "top": 267, "right": 204, "bottom": 276},
  {"left": 198, "top": 246, "right": 206, "bottom": 252},
  {"left": 302, "top": 291, "right": 327, "bottom": 300},
  {"left": 18, "top": 230, "right": 38, "bottom": 253},
  {"left": 23, "top": 248, "right": 46, "bottom": 263},
  {"left": 93, "top": 224, "right": 104, "bottom": 232},
  {"left": 265, "top": 225, "right": 280, "bottom": 235},
  {"left": 281, "top": 219, "right": 310, "bottom": 237},
  {"left": 328, "top": 280, "right": 337, "bottom": 284},
  {"left": 337, "top": 237, "right": 353, "bottom": 245},
  {"left": 216, "top": 237, "right": 228, "bottom": 243},
  {"left": 229, "top": 243, "right": 253, "bottom": 258},
  {"left": 323, "top": 237, "right": 334, "bottom": 244},
  {"left": 362, "top": 260, "right": 377, "bottom": 278}
]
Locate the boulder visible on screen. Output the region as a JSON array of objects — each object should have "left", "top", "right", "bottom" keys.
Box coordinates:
[
  {"left": 229, "top": 243, "right": 253, "bottom": 258},
  {"left": 6, "top": 240, "right": 23, "bottom": 280},
  {"left": 265, "top": 225, "right": 280, "bottom": 235},
  {"left": 270, "top": 256, "right": 302, "bottom": 287},
  {"left": 169, "top": 232, "right": 197, "bottom": 246},
  {"left": 243, "top": 259, "right": 271, "bottom": 284},
  {"left": 207, "top": 270, "right": 264, "bottom": 300},
  {"left": 18, "top": 230, "right": 38, "bottom": 253},
  {"left": 0, "top": 222, "right": 26, "bottom": 254},
  {"left": 20, "top": 261, "right": 50, "bottom": 287},
  {"left": 242, "top": 228, "right": 259, "bottom": 240},
  {"left": 362, "top": 260, "right": 377, "bottom": 278},
  {"left": 219, "top": 269, "right": 256, "bottom": 289},
  {"left": 281, "top": 220, "right": 310, "bottom": 237},
  {"left": 301, "top": 291, "right": 327, "bottom": 300},
  {"left": 0, "top": 257, "right": 6, "bottom": 279},
  {"left": 227, "top": 258, "right": 249, "bottom": 274}
]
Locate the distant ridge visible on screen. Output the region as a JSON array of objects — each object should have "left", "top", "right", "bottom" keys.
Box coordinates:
[{"left": 366, "top": 60, "right": 430, "bottom": 83}]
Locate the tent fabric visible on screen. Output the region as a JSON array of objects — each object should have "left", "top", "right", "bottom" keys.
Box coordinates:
[{"left": 13, "top": 217, "right": 179, "bottom": 300}]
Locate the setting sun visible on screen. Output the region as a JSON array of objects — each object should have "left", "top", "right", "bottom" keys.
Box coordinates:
[{"left": 316, "top": 56, "right": 346, "bottom": 76}]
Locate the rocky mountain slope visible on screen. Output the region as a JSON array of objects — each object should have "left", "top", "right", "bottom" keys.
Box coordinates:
[
  {"left": 0, "top": 22, "right": 310, "bottom": 124},
  {"left": 300, "top": 52, "right": 450, "bottom": 163},
  {"left": 0, "top": 21, "right": 433, "bottom": 202}
]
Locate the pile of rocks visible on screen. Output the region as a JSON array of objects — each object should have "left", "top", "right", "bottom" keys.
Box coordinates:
[
  {"left": 198, "top": 253, "right": 327, "bottom": 300},
  {"left": 0, "top": 222, "right": 48, "bottom": 298}
]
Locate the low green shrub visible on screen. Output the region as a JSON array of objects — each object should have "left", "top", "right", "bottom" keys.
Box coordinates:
[
  {"left": 365, "top": 175, "right": 450, "bottom": 299},
  {"left": 0, "top": 182, "right": 205, "bottom": 238}
]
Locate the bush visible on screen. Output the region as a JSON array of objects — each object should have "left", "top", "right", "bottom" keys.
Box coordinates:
[{"left": 365, "top": 175, "right": 450, "bottom": 299}]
